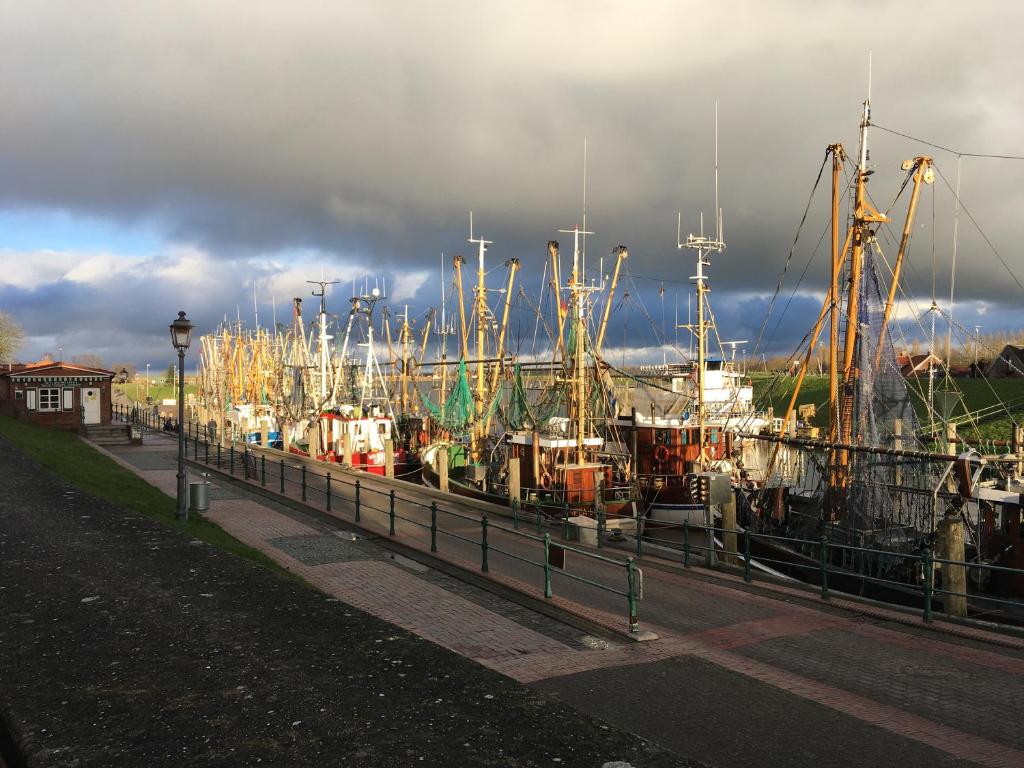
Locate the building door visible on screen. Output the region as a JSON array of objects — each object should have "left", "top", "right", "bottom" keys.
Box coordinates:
[{"left": 82, "top": 388, "right": 101, "bottom": 424}]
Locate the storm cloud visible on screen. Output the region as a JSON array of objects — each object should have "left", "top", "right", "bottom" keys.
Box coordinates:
[{"left": 1, "top": 1, "right": 1022, "bottom": 365}]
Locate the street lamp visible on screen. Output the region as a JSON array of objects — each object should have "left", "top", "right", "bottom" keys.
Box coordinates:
[
  {"left": 169, "top": 311, "right": 194, "bottom": 521},
  {"left": 145, "top": 363, "right": 150, "bottom": 402}
]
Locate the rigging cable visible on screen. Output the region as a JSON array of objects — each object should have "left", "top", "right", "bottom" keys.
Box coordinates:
[
  {"left": 752, "top": 149, "right": 831, "bottom": 356},
  {"left": 870, "top": 123, "right": 1024, "bottom": 161}
]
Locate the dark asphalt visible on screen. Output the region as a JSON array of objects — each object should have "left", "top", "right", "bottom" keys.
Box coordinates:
[
  {"left": 0, "top": 436, "right": 695, "bottom": 768},
  {"left": 534, "top": 656, "right": 972, "bottom": 768}
]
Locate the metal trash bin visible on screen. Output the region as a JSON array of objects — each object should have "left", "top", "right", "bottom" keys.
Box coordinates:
[{"left": 189, "top": 479, "right": 210, "bottom": 513}]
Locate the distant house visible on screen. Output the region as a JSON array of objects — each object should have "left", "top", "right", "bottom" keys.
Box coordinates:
[
  {"left": 0, "top": 361, "right": 114, "bottom": 431},
  {"left": 896, "top": 351, "right": 943, "bottom": 378},
  {"left": 988, "top": 345, "right": 1024, "bottom": 378}
]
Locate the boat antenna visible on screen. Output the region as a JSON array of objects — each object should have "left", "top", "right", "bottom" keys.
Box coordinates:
[
  {"left": 253, "top": 280, "right": 259, "bottom": 329},
  {"left": 582, "top": 137, "right": 588, "bottom": 270}
]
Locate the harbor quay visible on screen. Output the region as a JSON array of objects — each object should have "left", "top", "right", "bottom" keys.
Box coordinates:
[{"left": 4, "top": 426, "right": 1023, "bottom": 767}]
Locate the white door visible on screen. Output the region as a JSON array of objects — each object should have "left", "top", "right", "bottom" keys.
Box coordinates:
[{"left": 82, "top": 387, "right": 101, "bottom": 424}]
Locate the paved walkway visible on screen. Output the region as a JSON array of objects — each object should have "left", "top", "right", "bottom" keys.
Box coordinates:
[{"left": 99, "top": 431, "right": 1024, "bottom": 768}]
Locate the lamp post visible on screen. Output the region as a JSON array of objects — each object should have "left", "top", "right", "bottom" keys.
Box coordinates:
[
  {"left": 145, "top": 363, "right": 150, "bottom": 402},
  {"left": 169, "top": 311, "right": 194, "bottom": 521}
]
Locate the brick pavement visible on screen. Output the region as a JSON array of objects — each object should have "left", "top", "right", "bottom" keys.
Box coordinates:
[{"left": 94, "top": 432, "right": 1024, "bottom": 768}]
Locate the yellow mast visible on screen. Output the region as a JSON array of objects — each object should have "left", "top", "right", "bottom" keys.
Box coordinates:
[
  {"left": 453, "top": 254, "right": 469, "bottom": 363},
  {"left": 875, "top": 157, "right": 933, "bottom": 366},
  {"left": 548, "top": 240, "right": 566, "bottom": 361},
  {"left": 828, "top": 144, "right": 845, "bottom": 442},
  {"left": 483, "top": 259, "right": 520, "bottom": 435},
  {"left": 596, "top": 246, "right": 628, "bottom": 352},
  {"left": 468, "top": 220, "right": 493, "bottom": 461}
]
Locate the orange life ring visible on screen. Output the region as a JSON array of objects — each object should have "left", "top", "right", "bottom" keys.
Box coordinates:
[
  {"left": 539, "top": 471, "right": 553, "bottom": 489},
  {"left": 653, "top": 444, "right": 670, "bottom": 465}
]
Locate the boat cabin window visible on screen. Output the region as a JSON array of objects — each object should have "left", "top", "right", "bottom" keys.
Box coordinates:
[{"left": 705, "top": 360, "right": 723, "bottom": 371}]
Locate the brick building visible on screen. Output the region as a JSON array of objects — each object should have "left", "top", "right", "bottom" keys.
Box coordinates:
[{"left": 0, "top": 362, "right": 114, "bottom": 431}]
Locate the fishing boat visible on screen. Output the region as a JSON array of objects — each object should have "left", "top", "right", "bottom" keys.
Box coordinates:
[{"left": 421, "top": 223, "right": 639, "bottom": 523}]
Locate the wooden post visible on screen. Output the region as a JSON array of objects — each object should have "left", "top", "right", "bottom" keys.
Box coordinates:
[
  {"left": 260, "top": 421, "right": 269, "bottom": 448},
  {"left": 308, "top": 420, "right": 320, "bottom": 460},
  {"left": 721, "top": 489, "right": 737, "bottom": 566},
  {"left": 342, "top": 431, "right": 353, "bottom": 468},
  {"left": 508, "top": 456, "right": 521, "bottom": 508},
  {"left": 893, "top": 418, "right": 903, "bottom": 487},
  {"left": 282, "top": 421, "right": 291, "bottom": 454},
  {"left": 945, "top": 421, "right": 957, "bottom": 457},
  {"left": 1013, "top": 425, "right": 1024, "bottom": 478},
  {"left": 384, "top": 439, "right": 395, "bottom": 479},
  {"left": 703, "top": 493, "right": 715, "bottom": 568},
  {"left": 437, "top": 446, "right": 449, "bottom": 493},
  {"left": 938, "top": 512, "right": 967, "bottom": 617}
]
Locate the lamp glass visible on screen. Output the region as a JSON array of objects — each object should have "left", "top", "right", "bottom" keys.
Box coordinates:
[{"left": 169, "top": 311, "right": 194, "bottom": 350}]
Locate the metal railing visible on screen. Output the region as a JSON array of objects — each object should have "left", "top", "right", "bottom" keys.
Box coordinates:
[
  {"left": 112, "top": 404, "right": 1024, "bottom": 630},
  {"left": 625, "top": 511, "right": 1024, "bottom": 626},
  {"left": 112, "top": 404, "right": 644, "bottom": 633}
]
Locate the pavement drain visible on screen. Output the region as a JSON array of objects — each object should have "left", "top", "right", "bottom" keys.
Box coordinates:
[{"left": 267, "top": 534, "right": 370, "bottom": 566}]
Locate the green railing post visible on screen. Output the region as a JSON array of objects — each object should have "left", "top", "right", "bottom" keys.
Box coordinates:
[
  {"left": 279, "top": 459, "right": 285, "bottom": 493},
  {"left": 543, "top": 533, "right": 553, "bottom": 598},
  {"left": 481, "top": 513, "right": 489, "bottom": 572},
  {"left": 217, "top": 443, "right": 222, "bottom": 469},
  {"left": 261, "top": 455, "right": 266, "bottom": 487},
  {"left": 204, "top": 440, "right": 209, "bottom": 464},
  {"left": 512, "top": 498, "right": 519, "bottom": 529},
  {"left": 820, "top": 536, "right": 830, "bottom": 600},
  {"left": 325, "top": 472, "right": 332, "bottom": 511},
  {"left": 683, "top": 520, "right": 690, "bottom": 567},
  {"left": 229, "top": 445, "right": 235, "bottom": 475},
  {"left": 922, "top": 548, "right": 933, "bottom": 623},
  {"left": 597, "top": 509, "right": 606, "bottom": 548},
  {"left": 193, "top": 434, "right": 198, "bottom": 460},
  {"left": 300, "top": 464, "right": 307, "bottom": 501},
  {"left": 635, "top": 515, "right": 644, "bottom": 558},
  {"left": 743, "top": 528, "right": 752, "bottom": 582},
  {"left": 627, "top": 558, "right": 639, "bottom": 633},
  {"left": 389, "top": 490, "right": 396, "bottom": 536},
  {"left": 430, "top": 502, "right": 438, "bottom": 552},
  {"left": 354, "top": 479, "right": 361, "bottom": 523},
  {"left": 242, "top": 447, "right": 249, "bottom": 480},
  {"left": 535, "top": 507, "right": 542, "bottom": 535}
]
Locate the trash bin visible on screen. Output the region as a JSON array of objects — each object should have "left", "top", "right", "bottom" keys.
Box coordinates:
[{"left": 189, "top": 479, "right": 210, "bottom": 513}]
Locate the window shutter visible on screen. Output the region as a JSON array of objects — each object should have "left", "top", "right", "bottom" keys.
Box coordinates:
[
  {"left": 27, "top": 389, "right": 37, "bottom": 410},
  {"left": 63, "top": 388, "right": 74, "bottom": 410}
]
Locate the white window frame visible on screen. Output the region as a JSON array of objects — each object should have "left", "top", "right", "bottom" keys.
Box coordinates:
[
  {"left": 38, "top": 387, "right": 61, "bottom": 412},
  {"left": 63, "top": 388, "right": 74, "bottom": 411}
]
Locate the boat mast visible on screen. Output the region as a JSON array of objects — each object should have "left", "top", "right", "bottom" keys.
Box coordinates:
[
  {"left": 679, "top": 103, "right": 725, "bottom": 471},
  {"left": 557, "top": 224, "right": 595, "bottom": 465},
  {"left": 307, "top": 278, "right": 339, "bottom": 406}
]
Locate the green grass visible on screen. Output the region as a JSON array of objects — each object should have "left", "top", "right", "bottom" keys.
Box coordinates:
[
  {"left": 751, "top": 373, "right": 1024, "bottom": 441},
  {"left": 0, "top": 414, "right": 298, "bottom": 579},
  {"left": 115, "top": 382, "right": 198, "bottom": 403}
]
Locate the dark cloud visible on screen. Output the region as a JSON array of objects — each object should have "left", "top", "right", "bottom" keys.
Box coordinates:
[{"left": 1, "top": 2, "right": 1021, "bottom": 365}]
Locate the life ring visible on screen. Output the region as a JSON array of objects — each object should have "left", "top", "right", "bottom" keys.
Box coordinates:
[
  {"left": 539, "top": 471, "right": 553, "bottom": 489},
  {"left": 653, "top": 444, "right": 670, "bottom": 467}
]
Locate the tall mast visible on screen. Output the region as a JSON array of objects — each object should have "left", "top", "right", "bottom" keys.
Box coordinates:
[
  {"left": 559, "top": 224, "right": 595, "bottom": 465},
  {"left": 678, "top": 105, "right": 725, "bottom": 471},
  {"left": 828, "top": 143, "right": 845, "bottom": 442},
  {"left": 468, "top": 213, "right": 492, "bottom": 461},
  {"left": 307, "top": 278, "right": 339, "bottom": 405},
  {"left": 438, "top": 253, "right": 450, "bottom": 404}
]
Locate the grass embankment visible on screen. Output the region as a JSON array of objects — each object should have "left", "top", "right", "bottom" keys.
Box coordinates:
[
  {"left": 0, "top": 414, "right": 296, "bottom": 579},
  {"left": 751, "top": 373, "right": 1024, "bottom": 441},
  {"left": 114, "top": 383, "right": 197, "bottom": 403}
]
